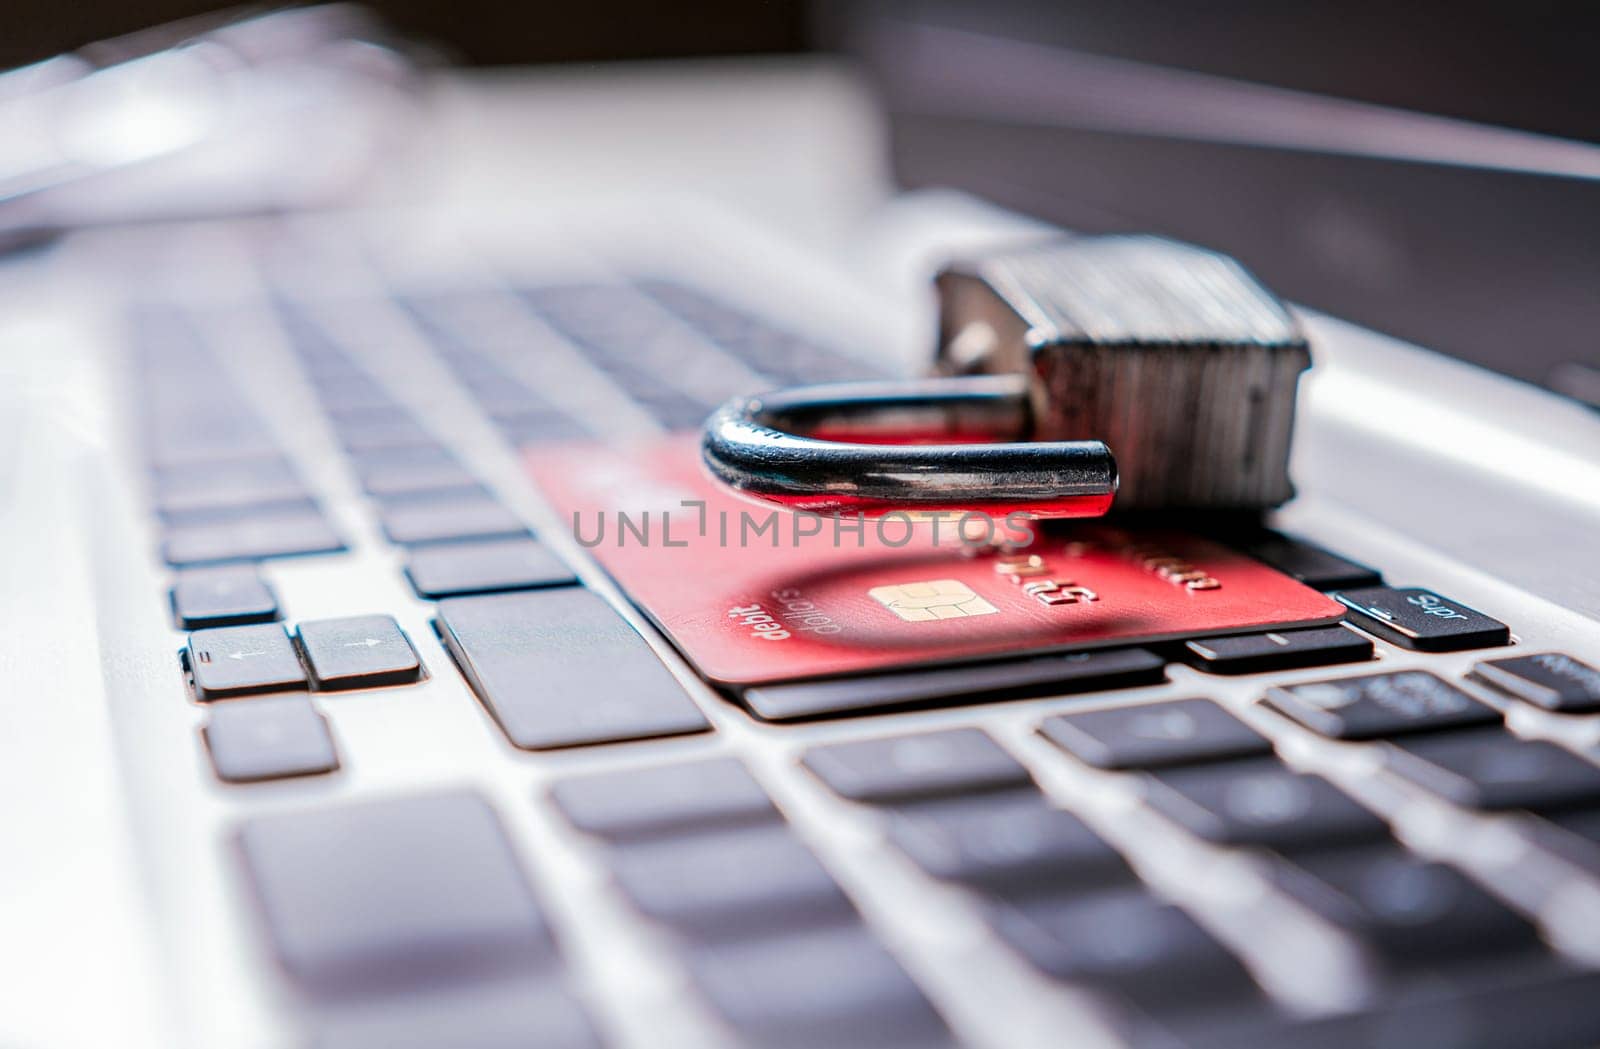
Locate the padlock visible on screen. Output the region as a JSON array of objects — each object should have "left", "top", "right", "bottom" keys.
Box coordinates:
[{"left": 701, "top": 234, "right": 1310, "bottom": 517}]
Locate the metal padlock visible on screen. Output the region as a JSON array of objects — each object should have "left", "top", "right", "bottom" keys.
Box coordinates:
[{"left": 702, "top": 234, "right": 1310, "bottom": 518}]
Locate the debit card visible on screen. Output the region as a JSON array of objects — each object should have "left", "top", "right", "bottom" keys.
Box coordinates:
[{"left": 527, "top": 436, "right": 1345, "bottom": 685}]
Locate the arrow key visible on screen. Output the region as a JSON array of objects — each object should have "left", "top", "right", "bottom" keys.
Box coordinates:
[
  {"left": 188, "top": 623, "right": 308, "bottom": 700},
  {"left": 297, "top": 615, "right": 423, "bottom": 690}
]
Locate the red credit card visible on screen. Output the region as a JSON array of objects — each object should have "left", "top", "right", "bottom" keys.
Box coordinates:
[{"left": 526, "top": 436, "right": 1345, "bottom": 686}]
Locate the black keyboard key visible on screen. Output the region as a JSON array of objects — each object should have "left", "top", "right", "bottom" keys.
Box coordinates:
[
  {"left": 1182, "top": 626, "right": 1373, "bottom": 675},
  {"left": 362, "top": 466, "right": 484, "bottom": 500},
  {"left": 1532, "top": 809, "right": 1600, "bottom": 873},
  {"left": 1382, "top": 728, "right": 1600, "bottom": 812},
  {"left": 405, "top": 538, "right": 577, "bottom": 598},
  {"left": 1179, "top": 966, "right": 1600, "bottom": 1049},
  {"left": 887, "top": 793, "right": 1132, "bottom": 894},
  {"left": 802, "top": 728, "right": 1033, "bottom": 805},
  {"left": 609, "top": 825, "right": 856, "bottom": 939},
  {"left": 1334, "top": 586, "right": 1511, "bottom": 652},
  {"left": 147, "top": 432, "right": 282, "bottom": 470},
  {"left": 743, "top": 648, "right": 1166, "bottom": 721},
  {"left": 379, "top": 495, "right": 528, "bottom": 546},
  {"left": 312, "top": 978, "right": 601, "bottom": 1049},
  {"left": 152, "top": 455, "right": 311, "bottom": 518},
  {"left": 320, "top": 402, "right": 415, "bottom": 427},
  {"left": 156, "top": 496, "right": 321, "bottom": 528},
  {"left": 688, "top": 923, "right": 952, "bottom": 1049},
  {"left": 496, "top": 413, "right": 592, "bottom": 445},
  {"left": 353, "top": 445, "right": 480, "bottom": 499},
  {"left": 991, "top": 888, "right": 1260, "bottom": 1009},
  {"left": 1142, "top": 758, "right": 1390, "bottom": 849},
  {"left": 170, "top": 566, "right": 279, "bottom": 629},
  {"left": 334, "top": 417, "right": 437, "bottom": 453},
  {"left": 1040, "top": 698, "right": 1272, "bottom": 770},
  {"left": 163, "top": 509, "right": 345, "bottom": 566},
  {"left": 202, "top": 695, "right": 339, "bottom": 783},
  {"left": 187, "top": 624, "right": 308, "bottom": 699},
  {"left": 297, "top": 615, "right": 422, "bottom": 689},
  {"left": 237, "top": 790, "right": 554, "bottom": 995},
  {"left": 315, "top": 376, "right": 398, "bottom": 414},
  {"left": 550, "top": 757, "right": 779, "bottom": 841},
  {"left": 1473, "top": 653, "right": 1600, "bottom": 713},
  {"left": 350, "top": 443, "right": 456, "bottom": 470},
  {"left": 1271, "top": 845, "right": 1540, "bottom": 967},
  {"left": 1264, "top": 671, "right": 1500, "bottom": 740},
  {"left": 1234, "top": 531, "right": 1382, "bottom": 591},
  {"left": 435, "top": 590, "right": 709, "bottom": 749},
  {"left": 643, "top": 395, "right": 721, "bottom": 431}
]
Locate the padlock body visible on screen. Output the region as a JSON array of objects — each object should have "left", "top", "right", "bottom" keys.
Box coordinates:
[{"left": 937, "top": 235, "right": 1311, "bottom": 510}]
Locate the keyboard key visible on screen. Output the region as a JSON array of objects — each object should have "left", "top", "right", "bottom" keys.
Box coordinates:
[
  {"left": 362, "top": 468, "right": 484, "bottom": 500},
  {"left": 688, "top": 923, "right": 952, "bottom": 1049},
  {"left": 315, "top": 377, "right": 397, "bottom": 414},
  {"left": 435, "top": 589, "right": 709, "bottom": 749},
  {"left": 379, "top": 495, "right": 528, "bottom": 546},
  {"left": 163, "top": 509, "right": 345, "bottom": 566},
  {"left": 187, "top": 624, "right": 308, "bottom": 700},
  {"left": 147, "top": 432, "right": 282, "bottom": 470},
  {"left": 237, "top": 790, "right": 554, "bottom": 995},
  {"left": 1382, "top": 728, "right": 1600, "bottom": 812},
  {"left": 320, "top": 402, "right": 415, "bottom": 427},
  {"left": 496, "top": 413, "right": 592, "bottom": 445},
  {"left": 1334, "top": 586, "right": 1511, "bottom": 652},
  {"left": 1473, "top": 653, "right": 1600, "bottom": 713},
  {"left": 1532, "top": 809, "right": 1600, "bottom": 873},
  {"left": 743, "top": 648, "right": 1166, "bottom": 721},
  {"left": 887, "top": 793, "right": 1132, "bottom": 894},
  {"left": 152, "top": 455, "right": 311, "bottom": 518},
  {"left": 1264, "top": 671, "right": 1500, "bottom": 740},
  {"left": 550, "top": 757, "right": 779, "bottom": 841},
  {"left": 1040, "top": 698, "right": 1272, "bottom": 770},
  {"left": 333, "top": 417, "right": 437, "bottom": 453},
  {"left": 297, "top": 615, "right": 422, "bottom": 690},
  {"left": 802, "top": 728, "right": 1033, "bottom": 805},
  {"left": 312, "top": 978, "right": 601, "bottom": 1049},
  {"left": 203, "top": 695, "right": 339, "bottom": 783},
  {"left": 349, "top": 443, "right": 455, "bottom": 472},
  {"left": 405, "top": 538, "right": 577, "bottom": 598},
  {"left": 1198, "top": 967, "right": 1600, "bottom": 1049},
  {"left": 1182, "top": 626, "right": 1373, "bottom": 675},
  {"left": 353, "top": 445, "right": 480, "bottom": 499},
  {"left": 1233, "top": 531, "right": 1382, "bottom": 591},
  {"left": 636, "top": 392, "right": 719, "bottom": 430},
  {"left": 608, "top": 825, "right": 856, "bottom": 939},
  {"left": 1142, "top": 758, "right": 1390, "bottom": 849},
  {"left": 156, "top": 497, "right": 321, "bottom": 528},
  {"left": 991, "top": 888, "right": 1260, "bottom": 1009},
  {"left": 170, "top": 566, "right": 279, "bottom": 629},
  {"left": 1271, "top": 845, "right": 1540, "bottom": 967}
]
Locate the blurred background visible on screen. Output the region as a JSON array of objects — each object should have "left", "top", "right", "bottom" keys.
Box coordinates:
[
  {"left": 4, "top": 0, "right": 1599, "bottom": 398},
  {"left": 9, "top": 0, "right": 1598, "bottom": 141}
]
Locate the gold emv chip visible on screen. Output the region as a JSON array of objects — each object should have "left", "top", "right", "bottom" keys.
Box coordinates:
[{"left": 868, "top": 579, "right": 1000, "bottom": 622}]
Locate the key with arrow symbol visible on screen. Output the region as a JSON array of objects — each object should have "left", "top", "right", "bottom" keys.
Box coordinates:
[
  {"left": 187, "top": 624, "right": 308, "bottom": 700},
  {"left": 297, "top": 614, "right": 423, "bottom": 690}
]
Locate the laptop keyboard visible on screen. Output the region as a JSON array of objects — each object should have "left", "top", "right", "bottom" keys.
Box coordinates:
[{"left": 119, "top": 265, "right": 1600, "bottom": 1048}]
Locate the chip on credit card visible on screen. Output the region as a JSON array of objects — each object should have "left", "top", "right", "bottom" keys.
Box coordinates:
[{"left": 526, "top": 437, "right": 1345, "bottom": 686}]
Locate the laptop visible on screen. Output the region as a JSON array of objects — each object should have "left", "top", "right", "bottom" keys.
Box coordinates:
[{"left": 6, "top": 8, "right": 1600, "bottom": 1049}]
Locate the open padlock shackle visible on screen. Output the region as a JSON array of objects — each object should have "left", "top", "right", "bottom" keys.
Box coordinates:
[{"left": 700, "top": 374, "right": 1119, "bottom": 519}]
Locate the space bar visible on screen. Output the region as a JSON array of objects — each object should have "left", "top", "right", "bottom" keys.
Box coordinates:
[
  {"left": 435, "top": 588, "right": 710, "bottom": 749},
  {"left": 742, "top": 647, "right": 1167, "bottom": 721}
]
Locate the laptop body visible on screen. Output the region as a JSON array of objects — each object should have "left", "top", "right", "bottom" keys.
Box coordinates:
[{"left": 5, "top": 32, "right": 1600, "bottom": 1049}]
